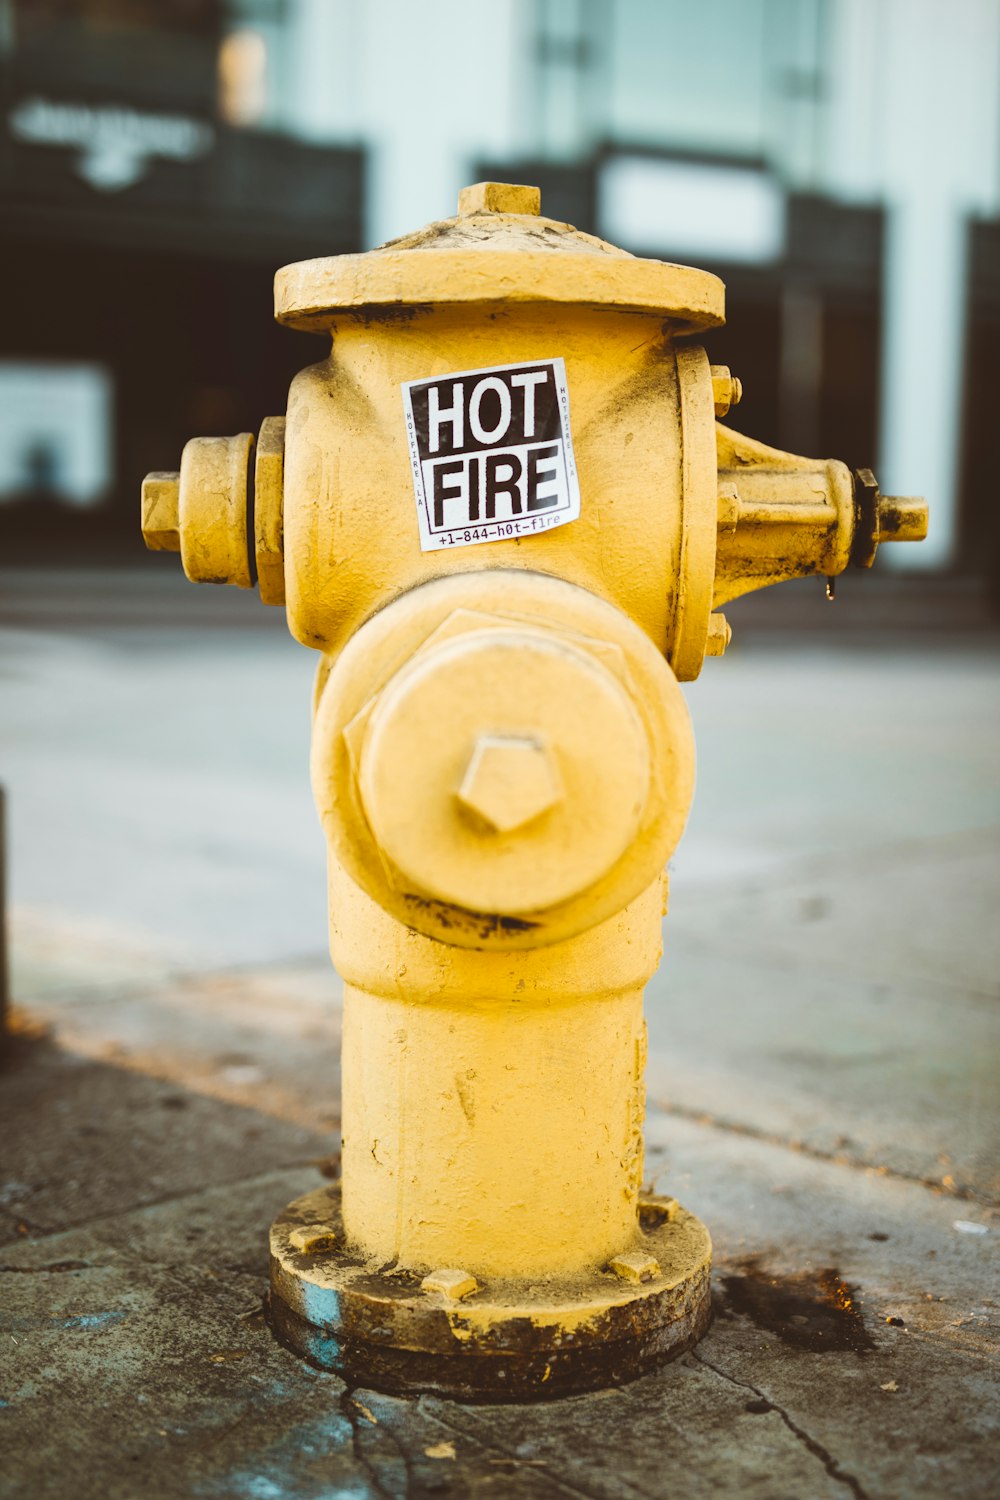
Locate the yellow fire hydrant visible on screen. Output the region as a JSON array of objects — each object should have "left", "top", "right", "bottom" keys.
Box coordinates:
[{"left": 141, "top": 181, "right": 926, "bottom": 1399}]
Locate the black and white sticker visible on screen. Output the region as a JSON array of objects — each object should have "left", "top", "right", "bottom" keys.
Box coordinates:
[{"left": 402, "top": 358, "right": 581, "bottom": 552}]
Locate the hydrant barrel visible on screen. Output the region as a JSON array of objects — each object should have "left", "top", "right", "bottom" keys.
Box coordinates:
[{"left": 336, "top": 873, "right": 662, "bottom": 1279}]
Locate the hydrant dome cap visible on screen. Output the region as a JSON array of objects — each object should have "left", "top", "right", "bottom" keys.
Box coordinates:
[{"left": 274, "top": 182, "right": 725, "bottom": 334}]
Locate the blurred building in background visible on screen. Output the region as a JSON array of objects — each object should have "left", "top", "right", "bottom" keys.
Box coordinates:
[{"left": 1, "top": 0, "right": 997, "bottom": 588}]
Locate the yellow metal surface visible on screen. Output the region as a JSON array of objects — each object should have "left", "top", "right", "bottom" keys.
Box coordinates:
[
  {"left": 274, "top": 192, "right": 725, "bottom": 334},
  {"left": 457, "top": 181, "right": 541, "bottom": 216},
  {"left": 672, "top": 343, "right": 719, "bottom": 680},
  {"left": 358, "top": 628, "right": 649, "bottom": 915},
  {"left": 876, "top": 494, "right": 927, "bottom": 543},
  {"left": 327, "top": 855, "right": 664, "bottom": 1278},
  {"left": 254, "top": 416, "right": 286, "bottom": 605},
  {"left": 456, "top": 734, "right": 562, "bottom": 835},
  {"left": 140, "top": 471, "right": 181, "bottom": 552},
  {"left": 421, "top": 1269, "right": 479, "bottom": 1301},
  {"left": 178, "top": 433, "right": 254, "bottom": 589},
  {"left": 311, "top": 570, "right": 695, "bottom": 949},
  {"left": 141, "top": 433, "right": 255, "bottom": 587},
  {"left": 138, "top": 180, "right": 927, "bottom": 1391},
  {"left": 282, "top": 303, "right": 691, "bottom": 664},
  {"left": 609, "top": 1251, "right": 662, "bottom": 1284},
  {"left": 710, "top": 364, "right": 743, "bottom": 418}
]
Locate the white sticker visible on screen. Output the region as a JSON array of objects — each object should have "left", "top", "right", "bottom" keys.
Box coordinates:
[{"left": 402, "top": 358, "right": 581, "bottom": 552}]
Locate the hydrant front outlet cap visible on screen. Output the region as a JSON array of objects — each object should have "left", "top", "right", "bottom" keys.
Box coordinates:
[
  {"left": 312, "top": 571, "right": 696, "bottom": 949},
  {"left": 357, "top": 627, "right": 651, "bottom": 915}
]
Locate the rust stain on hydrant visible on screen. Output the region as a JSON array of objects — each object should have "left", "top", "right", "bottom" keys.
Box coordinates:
[{"left": 141, "top": 180, "right": 926, "bottom": 1401}]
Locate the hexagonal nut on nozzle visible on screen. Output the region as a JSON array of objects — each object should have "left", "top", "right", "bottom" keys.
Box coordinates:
[
  {"left": 704, "top": 612, "right": 732, "bottom": 658},
  {"left": 711, "top": 366, "right": 743, "bottom": 419},
  {"left": 457, "top": 734, "right": 562, "bottom": 834},
  {"left": 141, "top": 471, "right": 180, "bottom": 552}
]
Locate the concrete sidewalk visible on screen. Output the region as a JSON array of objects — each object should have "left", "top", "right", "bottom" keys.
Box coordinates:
[{"left": 1, "top": 572, "right": 998, "bottom": 1498}]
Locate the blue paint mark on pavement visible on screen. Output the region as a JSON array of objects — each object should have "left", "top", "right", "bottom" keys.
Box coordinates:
[
  {"left": 59, "top": 1311, "right": 127, "bottom": 1330},
  {"left": 195, "top": 1410, "right": 368, "bottom": 1500}
]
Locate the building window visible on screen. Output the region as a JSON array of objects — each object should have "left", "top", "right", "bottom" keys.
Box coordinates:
[{"left": 0, "top": 361, "right": 113, "bottom": 507}]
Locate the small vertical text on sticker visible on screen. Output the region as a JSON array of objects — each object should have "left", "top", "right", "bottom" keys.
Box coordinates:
[{"left": 401, "top": 357, "right": 581, "bottom": 552}]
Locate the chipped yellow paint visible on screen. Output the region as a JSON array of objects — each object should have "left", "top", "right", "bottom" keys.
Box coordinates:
[{"left": 341, "top": 976, "right": 648, "bottom": 1277}]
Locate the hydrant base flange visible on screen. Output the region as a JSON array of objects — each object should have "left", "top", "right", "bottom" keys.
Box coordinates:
[{"left": 267, "top": 1185, "right": 712, "bottom": 1402}]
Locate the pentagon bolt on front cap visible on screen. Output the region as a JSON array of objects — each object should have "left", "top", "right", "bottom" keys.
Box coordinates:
[{"left": 141, "top": 179, "right": 927, "bottom": 1401}]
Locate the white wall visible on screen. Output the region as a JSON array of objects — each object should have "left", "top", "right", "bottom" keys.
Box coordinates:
[
  {"left": 281, "top": 0, "right": 528, "bottom": 245},
  {"left": 257, "top": 0, "right": 1000, "bottom": 569},
  {"left": 825, "top": 0, "right": 1000, "bottom": 569}
]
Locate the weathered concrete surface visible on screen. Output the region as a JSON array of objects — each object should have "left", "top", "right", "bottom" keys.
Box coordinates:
[
  {"left": 2, "top": 1027, "right": 995, "bottom": 1500},
  {"left": 1, "top": 570, "right": 998, "bottom": 1497}
]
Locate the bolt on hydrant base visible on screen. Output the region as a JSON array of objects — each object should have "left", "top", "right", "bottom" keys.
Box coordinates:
[{"left": 268, "top": 1185, "right": 711, "bottom": 1402}]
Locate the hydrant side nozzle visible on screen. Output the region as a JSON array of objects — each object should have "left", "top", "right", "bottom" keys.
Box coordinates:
[{"left": 141, "top": 423, "right": 287, "bottom": 602}]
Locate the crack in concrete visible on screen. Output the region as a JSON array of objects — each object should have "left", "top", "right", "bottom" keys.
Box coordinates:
[
  {"left": 691, "top": 1350, "right": 871, "bottom": 1500},
  {"left": 650, "top": 1098, "right": 998, "bottom": 1207},
  {"left": 0, "top": 1259, "right": 90, "bottom": 1274},
  {"left": 418, "top": 1400, "right": 618, "bottom": 1500},
  {"left": 338, "top": 1386, "right": 401, "bottom": 1500}
]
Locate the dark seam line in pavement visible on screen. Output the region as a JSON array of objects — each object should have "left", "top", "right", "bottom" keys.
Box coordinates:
[
  {"left": 0, "top": 1260, "right": 92, "bottom": 1274},
  {"left": 185, "top": 1407, "right": 258, "bottom": 1457},
  {"left": 0, "top": 1160, "right": 326, "bottom": 1249},
  {"left": 650, "top": 1098, "right": 998, "bottom": 1207},
  {"left": 419, "top": 1404, "right": 620, "bottom": 1500},
  {"left": 691, "top": 1351, "right": 871, "bottom": 1500},
  {"left": 338, "top": 1387, "right": 400, "bottom": 1500}
]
